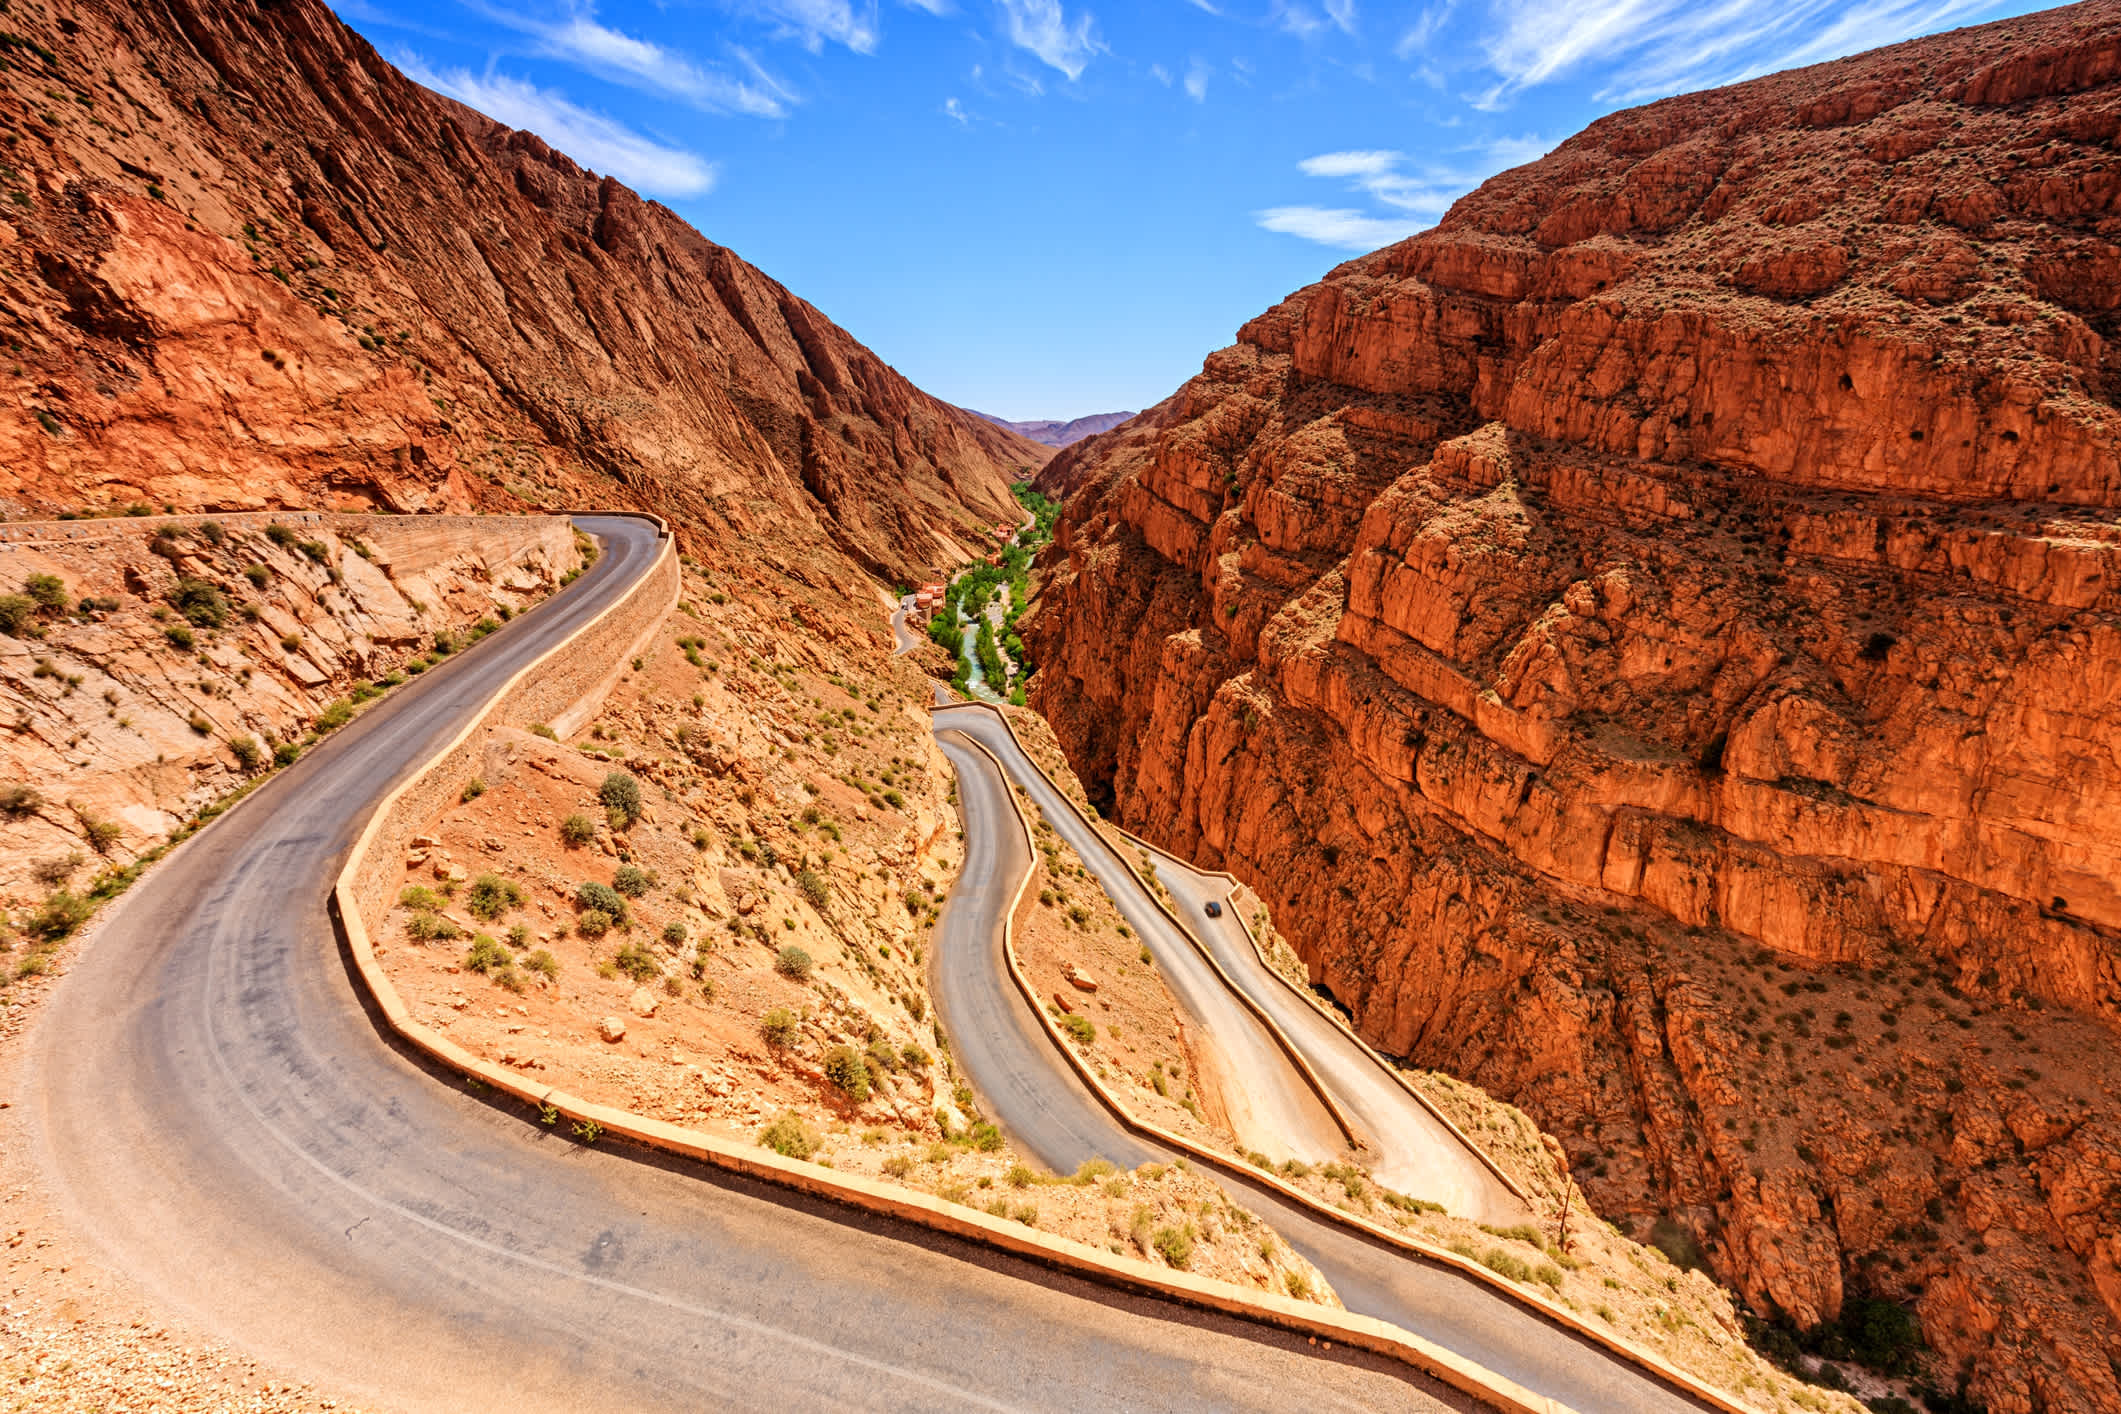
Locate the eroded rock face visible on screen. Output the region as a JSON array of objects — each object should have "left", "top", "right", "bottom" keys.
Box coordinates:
[
  {"left": 0, "top": 0, "right": 1044, "bottom": 582},
  {"left": 1028, "top": 8, "right": 2121, "bottom": 1408}
]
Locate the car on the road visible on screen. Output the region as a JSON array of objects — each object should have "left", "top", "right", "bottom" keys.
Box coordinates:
[{"left": 1203, "top": 900, "right": 1222, "bottom": 918}]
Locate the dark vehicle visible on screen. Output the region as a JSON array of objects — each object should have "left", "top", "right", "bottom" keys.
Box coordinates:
[{"left": 1203, "top": 900, "right": 1222, "bottom": 918}]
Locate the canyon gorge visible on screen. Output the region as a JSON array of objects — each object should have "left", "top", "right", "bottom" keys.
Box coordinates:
[
  {"left": 1026, "top": 6, "right": 2121, "bottom": 1411},
  {"left": 1, "top": 0, "right": 2117, "bottom": 1408}
]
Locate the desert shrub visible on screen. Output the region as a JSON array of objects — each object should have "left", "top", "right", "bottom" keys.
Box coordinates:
[
  {"left": 900, "top": 1042, "right": 930, "bottom": 1069},
  {"left": 759, "top": 1111, "right": 817, "bottom": 1160},
  {"left": 463, "top": 934, "right": 512, "bottom": 974},
  {"left": 865, "top": 1037, "right": 899, "bottom": 1076},
  {"left": 559, "top": 812, "right": 595, "bottom": 846},
  {"left": 661, "top": 919, "right": 687, "bottom": 946},
  {"left": 23, "top": 573, "right": 68, "bottom": 611},
  {"left": 575, "top": 908, "right": 612, "bottom": 940},
  {"left": 197, "top": 520, "right": 226, "bottom": 545},
  {"left": 822, "top": 1045, "right": 871, "bottom": 1102},
  {"left": 229, "top": 735, "right": 263, "bottom": 771},
  {"left": 78, "top": 814, "right": 122, "bottom": 854},
  {"left": 882, "top": 1155, "right": 914, "bottom": 1179},
  {"left": 186, "top": 711, "right": 213, "bottom": 736},
  {"left": 31, "top": 852, "right": 80, "bottom": 888},
  {"left": 460, "top": 777, "right": 484, "bottom": 802},
  {"left": 272, "top": 740, "right": 301, "bottom": 767},
  {"left": 760, "top": 1006, "right": 799, "bottom": 1047},
  {"left": 0, "top": 594, "right": 40, "bottom": 636},
  {"left": 1153, "top": 1226, "right": 1193, "bottom": 1270},
  {"left": 0, "top": 785, "right": 44, "bottom": 815},
  {"left": 774, "top": 945, "right": 813, "bottom": 981},
  {"left": 965, "top": 1122, "right": 1003, "bottom": 1152},
  {"left": 406, "top": 912, "right": 463, "bottom": 943},
  {"left": 278, "top": 632, "right": 302, "bottom": 653},
  {"left": 1059, "top": 1012, "right": 1095, "bottom": 1044},
  {"left": 265, "top": 522, "right": 296, "bottom": 547},
  {"left": 1838, "top": 1297, "right": 1924, "bottom": 1374},
  {"left": 1480, "top": 1248, "right": 1534, "bottom": 1283},
  {"left": 575, "top": 879, "right": 628, "bottom": 921},
  {"left": 1005, "top": 1163, "right": 1034, "bottom": 1189},
  {"left": 297, "top": 539, "right": 329, "bottom": 564},
  {"left": 795, "top": 867, "right": 829, "bottom": 911},
  {"left": 465, "top": 873, "right": 522, "bottom": 920},
  {"left": 612, "top": 863, "right": 651, "bottom": 898},
  {"left": 524, "top": 948, "right": 560, "bottom": 979},
  {"left": 314, "top": 699, "right": 353, "bottom": 732},
  {"left": 168, "top": 577, "right": 229, "bottom": 627},
  {"left": 1283, "top": 1271, "right": 1310, "bottom": 1299},
  {"left": 244, "top": 563, "right": 270, "bottom": 588},
  {"left": 599, "top": 771, "right": 642, "bottom": 828},
  {"left": 399, "top": 884, "right": 444, "bottom": 911},
  {"left": 1532, "top": 1263, "right": 1565, "bottom": 1290},
  {"left": 611, "top": 941, "right": 660, "bottom": 981},
  {"left": 27, "top": 890, "right": 92, "bottom": 940},
  {"left": 164, "top": 624, "right": 195, "bottom": 650}
]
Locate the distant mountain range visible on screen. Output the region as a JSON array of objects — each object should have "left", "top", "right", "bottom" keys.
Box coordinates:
[{"left": 967, "top": 409, "right": 1136, "bottom": 448}]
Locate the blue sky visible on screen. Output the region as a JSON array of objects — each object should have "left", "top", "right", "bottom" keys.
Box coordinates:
[{"left": 334, "top": 0, "right": 2046, "bottom": 420}]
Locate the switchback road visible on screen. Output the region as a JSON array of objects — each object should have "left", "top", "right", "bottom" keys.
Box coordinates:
[{"left": 18, "top": 516, "right": 1460, "bottom": 1414}]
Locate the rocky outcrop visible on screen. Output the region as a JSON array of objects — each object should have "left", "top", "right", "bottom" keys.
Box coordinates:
[
  {"left": 0, "top": 0, "right": 1044, "bottom": 582},
  {"left": 0, "top": 512, "right": 579, "bottom": 904},
  {"left": 1027, "top": 6, "right": 2121, "bottom": 1409}
]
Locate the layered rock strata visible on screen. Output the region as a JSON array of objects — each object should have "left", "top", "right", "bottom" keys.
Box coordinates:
[{"left": 1027, "top": 7, "right": 2121, "bottom": 1409}]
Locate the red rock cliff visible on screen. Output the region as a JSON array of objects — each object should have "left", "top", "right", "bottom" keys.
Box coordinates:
[
  {"left": 1028, "top": 5, "right": 2121, "bottom": 1408},
  {"left": 0, "top": 0, "right": 1045, "bottom": 581}
]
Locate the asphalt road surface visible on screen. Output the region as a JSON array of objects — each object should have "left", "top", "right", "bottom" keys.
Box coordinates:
[
  {"left": 928, "top": 713, "right": 1711, "bottom": 1414},
  {"left": 891, "top": 593, "right": 923, "bottom": 655},
  {"left": 930, "top": 711, "right": 1345, "bottom": 1167},
  {"left": 21, "top": 516, "right": 1469, "bottom": 1414},
  {"left": 1141, "top": 848, "right": 1527, "bottom": 1224}
]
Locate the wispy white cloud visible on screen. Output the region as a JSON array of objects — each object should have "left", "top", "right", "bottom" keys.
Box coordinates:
[
  {"left": 469, "top": 4, "right": 796, "bottom": 116},
  {"left": 735, "top": 0, "right": 883, "bottom": 54},
  {"left": 1257, "top": 207, "right": 1426, "bottom": 249},
  {"left": 944, "top": 94, "right": 970, "bottom": 122},
  {"left": 398, "top": 56, "right": 718, "bottom": 196},
  {"left": 1395, "top": 1, "right": 1452, "bottom": 59},
  {"left": 1475, "top": 0, "right": 1997, "bottom": 108},
  {"left": 1262, "top": 137, "right": 1550, "bottom": 249},
  {"left": 1323, "top": 0, "right": 1358, "bottom": 34},
  {"left": 1183, "top": 55, "right": 1211, "bottom": 101},
  {"left": 1150, "top": 62, "right": 1173, "bottom": 85},
  {"left": 994, "top": 0, "right": 1101, "bottom": 79}
]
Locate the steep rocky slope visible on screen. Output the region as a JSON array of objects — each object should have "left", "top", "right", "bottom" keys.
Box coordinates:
[
  {"left": 1026, "top": 6, "right": 2121, "bottom": 1409},
  {"left": 0, "top": 0, "right": 1044, "bottom": 581},
  {"left": 1, "top": 512, "right": 576, "bottom": 907}
]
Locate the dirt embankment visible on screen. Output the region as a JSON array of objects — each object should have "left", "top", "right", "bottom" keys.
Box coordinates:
[{"left": 369, "top": 550, "right": 1337, "bottom": 1303}]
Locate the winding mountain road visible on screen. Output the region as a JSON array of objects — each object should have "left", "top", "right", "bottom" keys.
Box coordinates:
[
  {"left": 928, "top": 710, "right": 1709, "bottom": 1414},
  {"left": 17, "top": 516, "right": 1461, "bottom": 1414}
]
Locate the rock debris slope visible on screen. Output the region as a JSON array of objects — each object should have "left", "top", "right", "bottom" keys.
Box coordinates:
[
  {"left": 1026, "top": 5, "right": 2121, "bottom": 1409},
  {"left": 0, "top": 0, "right": 1044, "bottom": 580}
]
